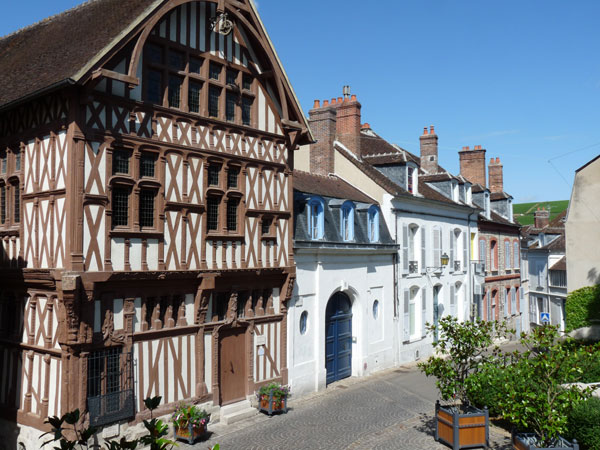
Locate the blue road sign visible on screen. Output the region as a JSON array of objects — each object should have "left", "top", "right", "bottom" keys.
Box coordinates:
[{"left": 540, "top": 312, "right": 550, "bottom": 324}]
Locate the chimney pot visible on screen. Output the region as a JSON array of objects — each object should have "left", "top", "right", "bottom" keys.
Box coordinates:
[
  {"left": 337, "top": 97, "right": 343, "bottom": 104},
  {"left": 423, "top": 127, "right": 428, "bottom": 135},
  {"left": 350, "top": 94, "right": 357, "bottom": 101},
  {"left": 362, "top": 123, "right": 371, "bottom": 130},
  {"left": 331, "top": 98, "right": 336, "bottom": 105},
  {"left": 490, "top": 158, "right": 494, "bottom": 164},
  {"left": 313, "top": 100, "right": 320, "bottom": 109},
  {"left": 496, "top": 157, "right": 500, "bottom": 163},
  {"left": 323, "top": 99, "right": 329, "bottom": 107},
  {"left": 466, "top": 146, "right": 470, "bottom": 150},
  {"left": 430, "top": 125, "right": 435, "bottom": 134}
]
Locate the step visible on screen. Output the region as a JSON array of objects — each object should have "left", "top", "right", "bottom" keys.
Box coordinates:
[{"left": 219, "top": 400, "right": 257, "bottom": 425}]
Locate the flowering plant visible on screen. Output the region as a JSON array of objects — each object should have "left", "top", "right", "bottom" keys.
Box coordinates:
[
  {"left": 257, "top": 382, "right": 290, "bottom": 407},
  {"left": 171, "top": 403, "right": 210, "bottom": 431}
]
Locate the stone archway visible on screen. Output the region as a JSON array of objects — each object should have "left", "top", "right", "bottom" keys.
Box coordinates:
[{"left": 325, "top": 292, "right": 352, "bottom": 385}]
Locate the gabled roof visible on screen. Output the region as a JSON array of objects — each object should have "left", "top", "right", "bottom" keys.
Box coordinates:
[
  {"left": 490, "top": 191, "right": 513, "bottom": 201},
  {"left": 293, "top": 170, "right": 375, "bottom": 204},
  {"left": 0, "top": 0, "right": 153, "bottom": 108}
]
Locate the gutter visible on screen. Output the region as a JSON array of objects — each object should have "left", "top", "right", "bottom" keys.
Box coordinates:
[{"left": 0, "top": 78, "right": 75, "bottom": 114}]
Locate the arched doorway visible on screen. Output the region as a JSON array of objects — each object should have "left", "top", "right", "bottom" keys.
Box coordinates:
[{"left": 325, "top": 292, "right": 352, "bottom": 384}]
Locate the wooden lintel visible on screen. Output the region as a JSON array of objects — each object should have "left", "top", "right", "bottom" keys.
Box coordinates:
[
  {"left": 281, "top": 119, "right": 303, "bottom": 131},
  {"left": 258, "top": 70, "right": 274, "bottom": 80},
  {"left": 92, "top": 69, "right": 139, "bottom": 87}
]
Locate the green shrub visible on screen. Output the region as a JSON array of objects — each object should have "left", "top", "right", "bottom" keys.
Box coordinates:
[
  {"left": 565, "top": 285, "right": 600, "bottom": 332},
  {"left": 567, "top": 397, "right": 600, "bottom": 450}
]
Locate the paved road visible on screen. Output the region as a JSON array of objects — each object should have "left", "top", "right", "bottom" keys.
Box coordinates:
[{"left": 180, "top": 364, "right": 512, "bottom": 450}]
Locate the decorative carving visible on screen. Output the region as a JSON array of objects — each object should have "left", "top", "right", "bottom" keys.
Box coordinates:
[
  {"left": 101, "top": 308, "right": 114, "bottom": 341},
  {"left": 226, "top": 291, "right": 238, "bottom": 322},
  {"left": 285, "top": 275, "right": 295, "bottom": 302}
]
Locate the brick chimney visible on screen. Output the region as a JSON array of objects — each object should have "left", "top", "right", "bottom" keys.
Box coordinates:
[
  {"left": 459, "top": 145, "right": 486, "bottom": 187},
  {"left": 308, "top": 99, "right": 337, "bottom": 175},
  {"left": 534, "top": 207, "right": 550, "bottom": 229},
  {"left": 488, "top": 157, "right": 503, "bottom": 193},
  {"left": 336, "top": 93, "right": 362, "bottom": 158},
  {"left": 420, "top": 125, "right": 438, "bottom": 173}
]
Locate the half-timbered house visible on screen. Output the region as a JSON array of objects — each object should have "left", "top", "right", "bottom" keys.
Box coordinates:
[{"left": 0, "top": 0, "right": 310, "bottom": 446}]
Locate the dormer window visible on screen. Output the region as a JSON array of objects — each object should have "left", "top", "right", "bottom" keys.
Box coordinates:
[
  {"left": 340, "top": 201, "right": 355, "bottom": 241},
  {"left": 466, "top": 185, "right": 472, "bottom": 204},
  {"left": 368, "top": 205, "right": 380, "bottom": 243},
  {"left": 451, "top": 180, "right": 459, "bottom": 202},
  {"left": 484, "top": 192, "right": 490, "bottom": 218},
  {"left": 307, "top": 197, "right": 324, "bottom": 240}
]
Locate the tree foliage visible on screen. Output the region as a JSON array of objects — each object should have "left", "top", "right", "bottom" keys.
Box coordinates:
[{"left": 565, "top": 285, "right": 600, "bottom": 333}]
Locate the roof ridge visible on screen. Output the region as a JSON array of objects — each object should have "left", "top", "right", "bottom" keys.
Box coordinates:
[
  {"left": 0, "top": 0, "right": 101, "bottom": 42},
  {"left": 293, "top": 169, "right": 337, "bottom": 180}
]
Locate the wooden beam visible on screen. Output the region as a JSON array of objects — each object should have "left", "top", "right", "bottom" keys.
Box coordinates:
[{"left": 92, "top": 68, "right": 139, "bottom": 87}]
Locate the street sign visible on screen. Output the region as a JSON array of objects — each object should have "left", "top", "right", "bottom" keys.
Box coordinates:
[{"left": 540, "top": 312, "right": 550, "bottom": 324}]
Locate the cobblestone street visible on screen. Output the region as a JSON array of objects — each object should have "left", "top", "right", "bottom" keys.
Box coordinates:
[{"left": 181, "top": 365, "right": 512, "bottom": 450}]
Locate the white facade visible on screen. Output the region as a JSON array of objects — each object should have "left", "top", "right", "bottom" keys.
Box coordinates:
[
  {"left": 289, "top": 249, "right": 396, "bottom": 397},
  {"left": 383, "top": 194, "right": 478, "bottom": 363}
]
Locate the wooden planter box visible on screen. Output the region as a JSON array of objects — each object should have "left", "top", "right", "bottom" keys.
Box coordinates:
[
  {"left": 258, "top": 391, "right": 288, "bottom": 416},
  {"left": 435, "top": 400, "right": 489, "bottom": 450},
  {"left": 174, "top": 419, "right": 209, "bottom": 445},
  {"left": 512, "top": 431, "right": 579, "bottom": 450}
]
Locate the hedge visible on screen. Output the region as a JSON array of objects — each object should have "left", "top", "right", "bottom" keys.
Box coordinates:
[
  {"left": 567, "top": 397, "right": 600, "bottom": 450},
  {"left": 565, "top": 285, "right": 600, "bottom": 333}
]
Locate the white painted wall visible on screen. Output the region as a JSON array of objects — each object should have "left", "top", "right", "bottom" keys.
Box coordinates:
[{"left": 288, "top": 250, "right": 396, "bottom": 397}]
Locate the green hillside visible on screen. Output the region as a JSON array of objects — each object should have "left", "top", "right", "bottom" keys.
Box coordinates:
[{"left": 513, "top": 200, "right": 569, "bottom": 226}]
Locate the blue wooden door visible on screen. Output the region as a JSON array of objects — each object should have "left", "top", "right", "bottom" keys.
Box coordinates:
[{"left": 325, "top": 293, "right": 352, "bottom": 384}]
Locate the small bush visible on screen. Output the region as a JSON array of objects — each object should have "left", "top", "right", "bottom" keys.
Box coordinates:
[
  {"left": 565, "top": 285, "right": 600, "bottom": 332},
  {"left": 567, "top": 397, "right": 600, "bottom": 450}
]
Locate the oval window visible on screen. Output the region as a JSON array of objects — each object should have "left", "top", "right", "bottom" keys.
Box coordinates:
[
  {"left": 372, "top": 300, "right": 379, "bottom": 319},
  {"left": 299, "top": 311, "right": 308, "bottom": 335}
]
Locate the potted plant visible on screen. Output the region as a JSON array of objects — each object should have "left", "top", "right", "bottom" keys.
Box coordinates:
[
  {"left": 172, "top": 403, "right": 210, "bottom": 444},
  {"left": 256, "top": 382, "right": 290, "bottom": 415},
  {"left": 498, "top": 326, "right": 588, "bottom": 450},
  {"left": 418, "top": 316, "right": 509, "bottom": 450}
]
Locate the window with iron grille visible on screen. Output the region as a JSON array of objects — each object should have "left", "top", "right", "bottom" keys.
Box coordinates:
[
  {"left": 0, "top": 185, "right": 5, "bottom": 224},
  {"left": 207, "top": 198, "right": 219, "bottom": 231},
  {"left": 145, "top": 43, "right": 163, "bottom": 65},
  {"left": 243, "top": 75, "right": 252, "bottom": 91},
  {"left": 227, "top": 199, "right": 238, "bottom": 232},
  {"left": 242, "top": 97, "right": 252, "bottom": 126},
  {"left": 208, "top": 165, "right": 220, "bottom": 186},
  {"left": 208, "top": 86, "right": 220, "bottom": 118},
  {"left": 226, "top": 69, "right": 238, "bottom": 86},
  {"left": 87, "top": 348, "right": 134, "bottom": 427},
  {"left": 140, "top": 153, "right": 156, "bottom": 178},
  {"left": 226, "top": 92, "right": 237, "bottom": 122},
  {"left": 13, "top": 183, "right": 19, "bottom": 223},
  {"left": 112, "top": 188, "right": 129, "bottom": 227},
  {"left": 262, "top": 218, "right": 272, "bottom": 235},
  {"left": 227, "top": 167, "right": 239, "bottom": 189},
  {"left": 112, "top": 151, "right": 130, "bottom": 175},
  {"left": 147, "top": 70, "right": 163, "bottom": 104},
  {"left": 139, "top": 190, "right": 155, "bottom": 228},
  {"left": 188, "top": 81, "right": 202, "bottom": 113},
  {"left": 209, "top": 62, "right": 221, "bottom": 80},
  {"left": 168, "top": 76, "right": 183, "bottom": 108}
]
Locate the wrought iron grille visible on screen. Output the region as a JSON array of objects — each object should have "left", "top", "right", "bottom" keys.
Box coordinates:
[
  {"left": 87, "top": 348, "right": 134, "bottom": 427},
  {"left": 111, "top": 188, "right": 129, "bottom": 227},
  {"left": 207, "top": 198, "right": 219, "bottom": 231}
]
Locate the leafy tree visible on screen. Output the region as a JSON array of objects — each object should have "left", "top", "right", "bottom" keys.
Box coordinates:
[
  {"left": 417, "top": 316, "right": 510, "bottom": 408},
  {"left": 565, "top": 285, "right": 600, "bottom": 332}
]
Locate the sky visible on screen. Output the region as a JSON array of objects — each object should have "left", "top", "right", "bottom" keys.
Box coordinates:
[{"left": 2, "top": 1, "right": 600, "bottom": 203}]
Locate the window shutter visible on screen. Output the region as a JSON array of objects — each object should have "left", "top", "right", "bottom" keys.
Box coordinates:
[
  {"left": 421, "top": 225, "right": 427, "bottom": 274},
  {"left": 433, "top": 227, "right": 441, "bottom": 268},
  {"left": 449, "top": 230, "right": 455, "bottom": 272},
  {"left": 463, "top": 234, "right": 468, "bottom": 272},
  {"left": 486, "top": 291, "right": 491, "bottom": 321},
  {"left": 422, "top": 288, "right": 427, "bottom": 338},
  {"left": 503, "top": 290, "right": 508, "bottom": 317},
  {"left": 403, "top": 289, "right": 410, "bottom": 341},
  {"left": 402, "top": 223, "right": 409, "bottom": 274},
  {"left": 505, "top": 241, "right": 510, "bottom": 269},
  {"left": 514, "top": 242, "right": 519, "bottom": 269},
  {"left": 450, "top": 284, "right": 456, "bottom": 317},
  {"left": 511, "top": 288, "right": 516, "bottom": 316},
  {"left": 520, "top": 287, "right": 524, "bottom": 313}
]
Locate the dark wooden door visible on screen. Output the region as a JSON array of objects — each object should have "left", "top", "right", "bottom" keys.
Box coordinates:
[
  {"left": 219, "top": 327, "right": 246, "bottom": 405},
  {"left": 325, "top": 292, "right": 352, "bottom": 385}
]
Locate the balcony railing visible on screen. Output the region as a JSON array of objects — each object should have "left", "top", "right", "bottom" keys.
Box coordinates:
[{"left": 454, "top": 261, "right": 461, "bottom": 272}]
